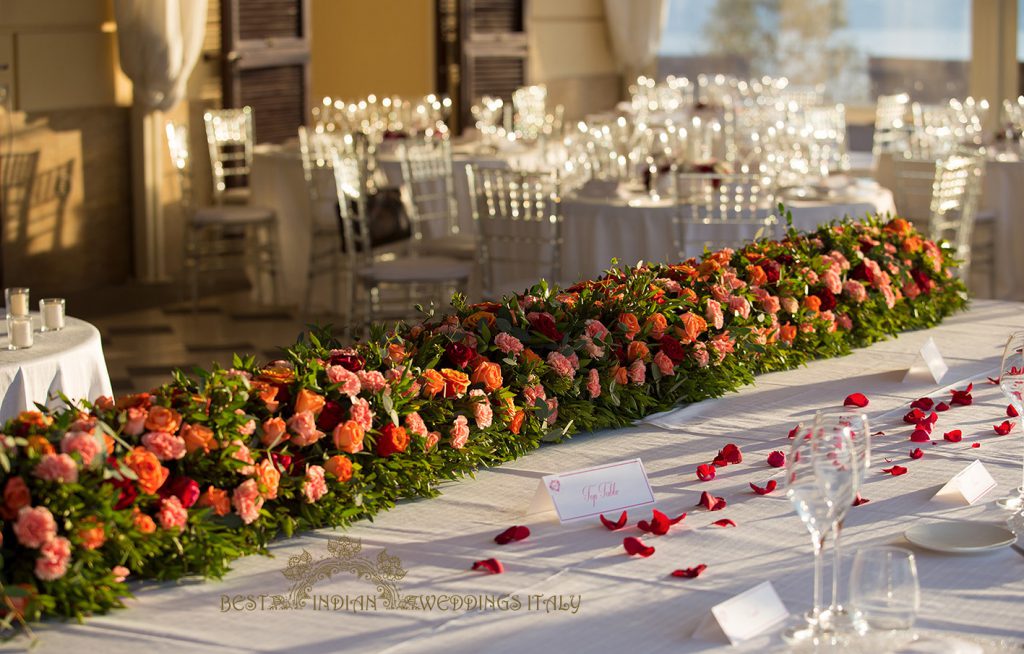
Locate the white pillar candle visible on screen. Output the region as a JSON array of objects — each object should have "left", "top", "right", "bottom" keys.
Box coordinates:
[
  {"left": 40, "top": 299, "right": 65, "bottom": 331},
  {"left": 6, "top": 288, "right": 29, "bottom": 317},
  {"left": 8, "top": 317, "right": 33, "bottom": 349}
]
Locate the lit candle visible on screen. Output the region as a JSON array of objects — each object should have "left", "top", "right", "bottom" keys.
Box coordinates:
[
  {"left": 8, "top": 316, "right": 33, "bottom": 349},
  {"left": 40, "top": 298, "right": 65, "bottom": 331},
  {"left": 5, "top": 288, "right": 29, "bottom": 318}
]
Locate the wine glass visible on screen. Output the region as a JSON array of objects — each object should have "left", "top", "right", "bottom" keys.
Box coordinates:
[
  {"left": 997, "top": 331, "right": 1024, "bottom": 509},
  {"left": 849, "top": 546, "right": 920, "bottom": 646},
  {"left": 782, "top": 422, "right": 857, "bottom": 643},
  {"left": 814, "top": 409, "right": 871, "bottom": 634}
]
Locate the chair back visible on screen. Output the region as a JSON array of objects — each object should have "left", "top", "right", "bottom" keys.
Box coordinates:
[
  {"left": 873, "top": 93, "right": 911, "bottom": 156},
  {"left": 929, "top": 155, "right": 984, "bottom": 273},
  {"left": 513, "top": 85, "right": 547, "bottom": 140},
  {"left": 0, "top": 151, "right": 39, "bottom": 219},
  {"left": 298, "top": 125, "right": 357, "bottom": 226},
  {"left": 467, "top": 165, "right": 562, "bottom": 293},
  {"left": 203, "top": 106, "right": 255, "bottom": 202},
  {"left": 166, "top": 120, "right": 196, "bottom": 213},
  {"left": 330, "top": 147, "right": 371, "bottom": 269},
  {"left": 672, "top": 172, "right": 777, "bottom": 259},
  {"left": 398, "top": 136, "right": 459, "bottom": 243}
]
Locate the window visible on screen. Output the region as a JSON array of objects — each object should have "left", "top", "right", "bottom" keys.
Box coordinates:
[{"left": 658, "top": 0, "right": 971, "bottom": 106}]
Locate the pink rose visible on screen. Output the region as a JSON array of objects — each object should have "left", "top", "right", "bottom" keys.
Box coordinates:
[
  {"left": 805, "top": 269, "right": 819, "bottom": 285},
  {"left": 287, "top": 411, "right": 325, "bottom": 447},
  {"left": 235, "top": 409, "right": 256, "bottom": 436},
  {"left": 142, "top": 431, "right": 187, "bottom": 461},
  {"left": 349, "top": 397, "right": 374, "bottom": 431},
  {"left": 587, "top": 368, "right": 602, "bottom": 399},
  {"left": 837, "top": 313, "right": 853, "bottom": 330},
  {"left": 494, "top": 332, "right": 524, "bottom": 355},
  {"left": 654, "top": 351, "right": 675, "bottom": 376},
  {"left": 302, "top": 465, "right": 328, "bottom": 504},
  {"left": 14, "top": 506, "right": 57, "bottom": 548},
  {"left": 404, "top": 411, "right": 428, "bottom": 438},
  {"left": 628, "top": 359, "right": 646, "bottom": 385},
  {"left": 124, "top": 406, "right": 148, "bottom": 436},
  {"left": 34, "top": 535, "right": 71, "bottom": 581},
  {"left": 157, "top": 496, "right": 188, "bottom": 531},
  {"left": 828, "top": 250, "right": 850, "bottom": 270},
  {"left": 705, "top": 299, "right": 724, "bottom": 329},
  {"left": 112, "top": 565, "right": 130, "bottom": 583},
  {"left": 722, "top": 270, "right": 746, "bottom": 291},
  {"left": 424, "top": 432, "right": 440, "bottom": 451},
  {"left": 762, "top": 294, "right": 780, "bottom": 315},
  {"left": 232, "top": 479, "right": 264, "bottom": 524},
  {"left": 34, "top": 453, "right": 79, "bottom": 483},
  {"left": 261, "top": 416, "right": 288, "bottom": 447},
  {"left": 470, "top": 389, "right": 493, "bottom": 429},
  {"left": 710, "top": 284, "right": 730, "bottom": 303},
  {"left": 821, "top": 270, "right": 842, "bottom": 294},
  {"left": 546, "top": 398, "right": 559, "bottom": 425},
  {"left": 61, "top": 430, "right": 101, "bottom": 466},
  {"left": 326, "top": 365, "right": 361, "bottom": 396},
  {"left": 449, "top": 415, "right": 470, "bottom": 449},
  {"left": 584, "top": 319, "right": 610, "bottom": 341},
  {"left": 523, "top": 384, "right": 546, "bottom": 407},
  {"left": 356, "top": 370, "right": 387, "bottom": 394},
  {"left": 691, "top": 342, "right": 710, "bottom": 368},
  {"left": 781, "top": 296, "right": 799, "bottom": 313},
  {"left": 727, "top": 296, "right": 751, "bottom": 319},
  {"left": 903, "top": 280, "right": 921, "bottom": 300},
  {"left": 881, "top": 285, "right": 897, "bottom": 309},
  {"left": 546, "top": 351, "right": 575, "bottom": 378}
]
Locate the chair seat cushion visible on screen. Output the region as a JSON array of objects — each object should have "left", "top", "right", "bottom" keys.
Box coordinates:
[
  {"left": 359, "top": 257, "right": 472, "bottom": 284},
  {"left": 419, "top": 234, "right": 477, "bottom": 258},
  {"left": 193, "top": 205, "right": 275, "bottom": 226}
]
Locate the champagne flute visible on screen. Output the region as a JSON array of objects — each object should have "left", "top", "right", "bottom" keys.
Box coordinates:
[
  {"left": 997, "top": 331, "right": 1024, "bottom": 509},
  {"left": 815, "top": 409, "right": 871, "bottom": 633}
]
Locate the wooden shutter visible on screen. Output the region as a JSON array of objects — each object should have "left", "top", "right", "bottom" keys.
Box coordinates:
[
  {"left": 458, "top": 0, "right": 528, "bottom": 130},
  {"left": 221, "top": 0, "right": 310, "bottom": 144}
]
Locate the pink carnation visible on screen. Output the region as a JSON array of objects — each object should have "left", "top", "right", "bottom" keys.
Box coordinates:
[
  {"left": 692, "top": 342, "right": 710, "bottom": 368},
  {"left": 61, "top": 430, "right": 101, "bottom": 466},
  {"left": 584, "top": 319, "right": 610, "bottom": 341},
  {"left": 546, "top": 398, "right": 559, "bottom": 425},
  {"left": 157, "top": 496, "right": 188, "bottom": 531},
  {"left": 523, "top": 384, "right": 546, "bottom": 407},
  {"left": 326, "top": 365, "right": 361, "bottom": 396},
  {"left": 705, "top": 299, "right": 724, "bottom": 330},
  {"left": 142, "top": 431, "right": 187, "bottom": 461},
  {"left": 356, "top": 370, "right": 388, "bottom": 394},
  {"left": 828, "top": 250, "right": 850, "bottom": 270},
  {"left": 654, "top": 351, "right": 675, "bottom": 376},
  {"left": 583, "top": 336, "right": 605, "bottom": 359},
  {"left": 587, "top": 368, "right": 602, "bottom": 398},
  {"left": 235, "top": 409, "right": 256, "bottom": 436},
  {"left": 470, "top": 389, "right": 493, "bottom": 429},
  {"left": 302, "top": 465, "right": 328, "bottom": 503},
  {"left": 350, "top": 397, "right": 374, "bottom": 431},
  {"left": 287, "top": 411, "right": 325, "bottom": 447},
  {"left": 821, "top": 270, "right": 842, "bottom": 294},
  {"left": 494, "top": 332, "right": 524, "bottom": 355},
  {"left": 404, "top": 411, "right": 428, "bottom": 438},
  {"left": 124, "top": 406, "right": 148, "bottom": 436},
  {"left": 34, "top": 453, "right": 79, "bottom": 483},
  {"left": 13, "top": 506, "right": 57, "bottom": 548},
  {"left": 230, "top": 439, "right": 255, "bottom": 475},
  {"left": 722, "top": 270, "right": 746, "bottom": 291},
  {"left": 449, "top": 415, "right": 470, "bottom": 449},
  {"left": 547, "top": 351, "right": 575, "bottom": 378},
  {"left": 727, "top": 296, "right": 751, "bottom": 319},
  {"left": 232, "top": 479, "right": 264, "bottom": 524},
  {"left": 34, "top": 536, "right": 71, "bottom": 581},
  {"left": 836, "top": 313, "right": 853, "bottom": 330},
  {"left": 710, "top": 284, "right": 731, "bottom": 303},
  {"left": 881, "top": 285, "right": 897, "bottom": 309},
  {"left": 628, "top": 359, "right": 646, "bottom": 385}
]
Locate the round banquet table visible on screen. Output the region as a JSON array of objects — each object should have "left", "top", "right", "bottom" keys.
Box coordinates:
[
  {"left": 559, "top": 183, "right": 897, "bottom": 282},
  {"left": 0, "top": 314, "right": 112, "bottom": 422}
]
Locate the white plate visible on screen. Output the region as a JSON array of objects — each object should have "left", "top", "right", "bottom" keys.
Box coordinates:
[{"left": 904, "top": 521, "right": 1017, "bottom": 553}]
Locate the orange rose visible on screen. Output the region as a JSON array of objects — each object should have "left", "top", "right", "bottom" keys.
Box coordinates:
[
  {"left": 25, "top": 436, "right": 54, "bottom": 456},
  {"left": 77, "top": 518, "right": 106, "bottom": 550},
  {"left": 251, "top": 381, "right": 280, "bottom": 413},
  {"left": 293, "top": 389, "right": 326, "bottom": 416},
  {"left": 17, "top": 411, "right": 53, "bottom": 430},
  {"left": 644, "top": 313, "right": 668, "bottom": 339},
  {"left": 708, "top": 249, "right": 732, "bottom": 266},
  {"left": 115, "top": 393, "right": 152, "bottom": 410},
  {"left": 253, "top": 459, "right": 281, "bottom": 500},
  {"left": 132, "top": 508, "right": 157, "bottom": 533},
  {"left": 779, "top": 323, "right": 798, "bottom": 345},
  {"left": 198, "top": 486, "right": 231, "bottom": 517},
  {"left": 420, "top": 369, "right": 445, "bottom": 398},
  {"left": 522, "top": 348, "right": 542, "bottom": 364},
  {"left": 332, "top": 420, "right": 365, "bottom": 454},
  {"left": 618, "top": 313, "right": 641, "bottom": 340},
  {"left": 260, "top": 417, "right": 289, "bottom": 447},
  {"left": 676, "top": 312, "right": 708, "bottom": 344},
  {"left": 470, "top": 360, "right": 503, "bottom": 393},
  {"left": 0, "top": 477, "right": 30, "bottom": 520},
  {"left": 803, "top": 295, "right": 822, "bottom": 313},
  {"left": 325, "top": 455, "right": 353, "bottom": 482},
  {"left": 102, "top": 433, "right": 115, "bottom": 456},
  {"left": 144, "top": 406, "right": 182, "bottom": 434},
  {"left": 612, "top": 365, "right": 628, "bottom": 385},
  {"left": 509, "top": 411, "right": 525, "bottom": 435},
  {"left": 462, "top": 311, "right": 497, "bottom": 330},
  {"left": 680, "top": 287, "right": 698, "bottom": 303},
  {"left": 385, "top": 343, "right": 407, "bottom": 365},
  {"left": 627, "top": 341, "right": 651, "bottom": 362},
  {"left": 697, "top": 259, "right": 721, "bottom": 280},
  {"left": 746, "top": 265, "right": 768, "bottom": 287},
  {"left": 901, "top": 236, "right": 923, "bottom": 254},
  {"left": 440, "top": 368, "right": 470, "bottom": 398},
  {"left": 181, "top": 423, "right": 218, "bottom": 454},
  {"left": 124, "top": 447, "right": 169, "bottom": 495},
  {"left": 884, "top": 217, "right": 912, "bottom": 236}
]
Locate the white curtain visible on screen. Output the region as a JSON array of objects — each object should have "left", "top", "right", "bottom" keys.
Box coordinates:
[
  {"left": 114, "top": 0, "right": 208, "bottom": 111},
  {"left": 603, "top": 0, "right": 668, "bottom": 78}
]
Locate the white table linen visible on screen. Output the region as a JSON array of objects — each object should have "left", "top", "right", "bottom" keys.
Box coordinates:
[
  {"left": 31, "top": 300, "right": 1024, "bottom": 653},
  {"left": 0, "top": 314, "right": 112, "bottom": 422}
]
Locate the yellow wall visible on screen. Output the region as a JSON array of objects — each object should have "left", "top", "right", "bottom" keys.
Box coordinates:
[{"left": 310, "top": 0, "right": 435, "bottom": 103}]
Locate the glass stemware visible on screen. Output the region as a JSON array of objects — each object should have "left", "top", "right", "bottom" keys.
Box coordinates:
[
  {"left": 849, "top": 546, "right": 920, "bottom": 645},
  {"left": 997, "top": 330, "right": 1024, "bottom": 509}
]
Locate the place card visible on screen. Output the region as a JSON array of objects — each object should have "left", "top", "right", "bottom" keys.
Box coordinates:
[
  {"left": 933, "top": 460, "right": 997, "bottom": 505},
  {"left": 903, "top": 337, "right": 948, "bottom": 384},
  {"left": 525, "top": 458, "right": 655, "bottom": 523},
  {"left": 693, "top": 581, "right": 789, "bottom": 645}
]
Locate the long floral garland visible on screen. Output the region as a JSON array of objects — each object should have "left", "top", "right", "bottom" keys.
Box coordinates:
[{"left": 0, "top": 215, "right": 966, "bottom": 626}]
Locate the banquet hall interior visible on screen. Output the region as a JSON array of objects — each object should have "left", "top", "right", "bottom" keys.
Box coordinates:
[{"left": 2, "top": 0, "right": 1024, "bottom": 651}]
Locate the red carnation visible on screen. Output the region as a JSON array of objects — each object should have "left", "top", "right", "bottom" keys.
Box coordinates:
[
  {"left": 316, "top": 400, "right": 345, "bottom": 431},
  {"left": 376, "top": 423, "right": 409, "bottom": 457},
  {"left": 659, "top": 336, "right": 687, "bottom": 363}
]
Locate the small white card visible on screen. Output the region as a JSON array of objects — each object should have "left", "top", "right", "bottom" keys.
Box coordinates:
[
  {"left": 903, "top": 337, "right": 948, "bottom": 384},
  {"left": 934, "top": 460, "right": 997, "bottom": 505},
  {"left": 525, "top": 458, "right": 655, "bottom": 523},
  {"left": 693, "top": 581, "right": 789, "bottom": 645}
]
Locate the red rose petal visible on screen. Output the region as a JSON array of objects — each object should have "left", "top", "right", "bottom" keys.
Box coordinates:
[
  {"left": 909, "top": 429, "right": 932, "bottom": 443},
  {"left": 712, "top": 443, "right": 743, "bottom": 467},
  {"left": 910, "top": 397, "right": 934, "bottom": 411},
  {"left": 472, "top": 558, "right": 504, "bottom": 574},
  {"left": 926, "top": 411, "right": 938, "bottom": 425},
  {"left": 909, "top": 448, "right": 924, "bottom": 460},
  {"left": 903, "top": 408, "right": 926, "bottom": 424},
  {"left": 767, "top": 451, "right": 786, "bottom": 468},
  {"left": 943, "top": 429, "right": 962, "bottom": 443},
  {"left": 599, "top": 511, "right": 628, "bottom": 531},
  {"left": 971, "top": 443, "right": 981, "bottom": 448},
  {"left": 698, "top": 491, "right": 727, "bottom": 511},
  {"left": 749, "top": 480, "right": 778, "bottom": 495},
  {"left": 696, "top": 463, "right": 717, "bottom": 481},
  {"left": 711, "top": 518, "right": 736, "bottom": 528},
  {"left": 637, "top": 509, "right": 684, "bottom": 535},
  {"left": 1008, "top": 405, "right": 1020, "bottom": 418},
  {"left": 994, "top": 420, "right": 1013, "bottom": 435},
  {"left": 671, "top": 563, "right": 707, "bottom": 579},
  {"left": 788, "top": 424, "right": 801, "bottom": 439},
  {"left": 987, "top": 376, "right": 1001, "bottom": 385},
  {"left": 844, "top": 392, "right": 869, "bottom": 408},
  {"left": 881, "top": 465, "right": 908, "bottom": 476},
  {"left": 935, "top": 401, "right": 950, "bottom": 412},
  {"left": 950, "top": 384, "right": 973, "bottom": 406},
  {"left": 494, "top": 525, "right": 531, "bottom": 545},
  {"left": 852, "top": 494, "right": 870, "bottom": 506},
  {"left": 623, "top": 536, "right": 656, "bottom": 557},
  {"left": 914, "top": 421, "right": 933, "bottom": 434}
]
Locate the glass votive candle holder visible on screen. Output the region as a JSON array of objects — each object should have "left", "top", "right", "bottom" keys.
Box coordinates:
[
  {"left": 7, "top": 316, "right": 34, "bottom": 350},
  {"left": 39, "top": 298, "right": 66, "bottom": 332},
  {"left": 5, "top": 287, "right": 30, "bottom": 319}
]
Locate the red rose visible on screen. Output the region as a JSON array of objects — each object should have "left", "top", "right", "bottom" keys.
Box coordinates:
[
  {"left": 527, "top": 312, "right": 563, "bottom": 341},
  {"left": 815, "top": 288, "right": 837, "bottom": 312},
  {"left": 850, "top": 262, "right": 874, "bottom": 283},
  {"left": 759, "top": 259, "right": 781, "bottom": 284},
  {"left": 377, "top": 423, "right": 409, "bottom": 457},
  {"left": 659, "top": 336, "right": 687, "bottom": 363},
  {"left": 159, "top": 476, "right": 200, "bottom": 508},
  {"left": 445, "top": 342, "right": 476, "bottom": 369},
  {"left": 270, "top": 452, "right": 293, "bottom": 473},
  {"left": 109, "top": 476, "right": 138, "bottom": 510},
  {"left": 316, "top": 401, "right": 345, "bottom": 431},
  {"left": 911, "top": 269, "right": 934, "bottom": 294},
  {"left": 329, "top": 351, "right": 365, "bottom": 372}
]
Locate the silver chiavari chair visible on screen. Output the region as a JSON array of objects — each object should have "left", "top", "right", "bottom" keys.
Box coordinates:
[
  {"left": 873, "top": 93, "right": 912, "bottom": 157},
  {"left": 203, "top": 106, "right": 256, "bottom": 205},
  {"left": 672, "top": 171, "right": 777, "bottom": 260}
]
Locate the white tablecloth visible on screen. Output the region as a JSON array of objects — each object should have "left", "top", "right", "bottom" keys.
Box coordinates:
[
  {"left": 0, "top": 314, "right": 112, "bottom": 422},
  {"left": 32, "top": 300, "right": 1024, "bottom": 652}
]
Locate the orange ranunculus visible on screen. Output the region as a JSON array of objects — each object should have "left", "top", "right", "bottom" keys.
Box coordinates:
[
  {"left": 77, "top": 518, "right": 106, "bottom": 550},
  {"left": 420, "top": 369, "right": 445, "bottom": 398},
  {"left": 746, "top": 264, "right": 768, "bottom": 287},
  {"left": 198, "top": 486, "right": 231, "bottom": 516},
  {"left": 463, "top": 311, "right": 497, "bottom": 330},
  {"left": 884, "top": 217, "right": 912, "bottom": 236},
  {"left": 522, "top": 348, "right": 542, "bottom": 364},
  {"left": 612, "top": 364, "right": 629, "bottom": 385},
  {"left": 133, "top": 508, "right": 157, "bottom": 533},
  {"left": 26, "top": 436, "right": 55, "bottom": 456},
  {"left": 293, "top": 389, "right": 326, "bottom": 416},
  {"left": 470, "top": 360, "right": 503, "bottom": 392},
  {"left": 676, "top": 312, "right": 708, "bottom": 344},
  {"left": 644, "top": 313, "right": 668, "bottom": 339},
  {"left": 509, "top": 411, "right": 526, "bottom": 435},
  {"left": 124, "top": 447, "right": 169, "bottom": 495},
  {"left": 618, "top": 313, "right": 641, "bottom": 340},
  {"left": 144, "top": 406, "right": 182, "bottom": 434},
  {"left": 253, "top": 459, "right": 281, "bottom": 500},
  {"left": 325, "top": 455, "right": 353, "bottom": 482},
  {"left": 440, "top": 368, "right": 470, "bottom": 398},
  {"left": 802, "top": 295, "right": 822, "bottom": 313},
  {"left": 332, "top": 420, "right": 364, "bottom": 454},
  {"left": 779, "top": 323, "right": 798, "bottom": 345},
  {"left": 627, "top": 341, "right": 651, "bottom": 362},
  {"left": 181, "top": 423, "right": 218, "bottom": 454},
  {"left": 385, "top": 343, "right": 407, "bottom": 365}
]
